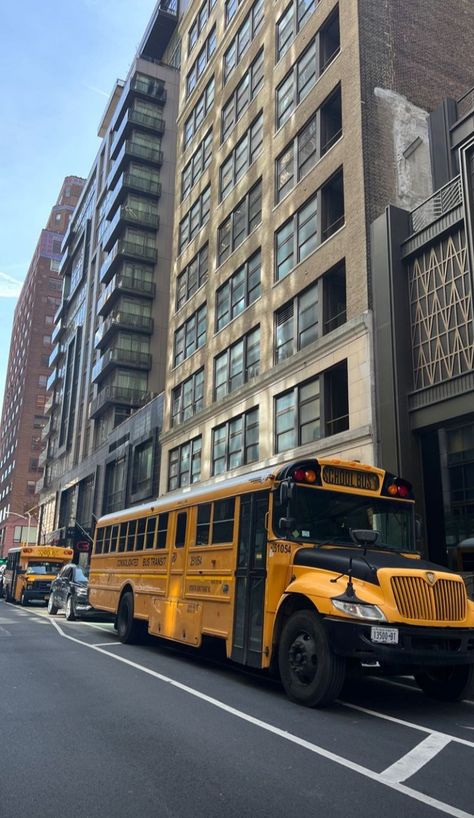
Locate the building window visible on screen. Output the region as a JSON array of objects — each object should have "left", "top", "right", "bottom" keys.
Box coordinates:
[
  {"left": 275, "top": 168, "right": 344, "bottom": 281},
  {"left": 276, "top": 7, "right": 340, "bottom": 129},
  {"left": 184, "top": 77, "right": 215, "bottom": 148},
  {"left": 188, "top": 0, "right": 217, "bottom": 55},
  {"left": 176, "top": 244, "right": 209, "bottom": 311},
  {"left": 274, "top": 262, "right": 346, "bottom": 362},
  {"left": 223, "top": 0, "right": 264, "bottom": 83},
  {"left": 179, "top": 186, "right": 211, "bottom": 253},
  {"left": 38, "top": 375, "right": 48, "bottom": 387},
  {"left": 276, "top": 0, "right": 318, "bottom": 61},
  {"left": 274, "top": 362, "right": 348, "bottom": 453},
  {"left": 214, "top": 327, "right": 260, "bottom": 401},
  {"left": 131, "top": 439, "right": 154, "bottom": 496},
  {"left": 186, "top": 26, "right": 217, "bottom": 97},
  {"left": 221, "top": 49, "right": 264, "bottom": 142},
  {"left": 225, "top": 0, "right": 244, "bottom": 24},
  {"left": 181, "top": 130, "right": 213, "bottom": 201},
  {"left": 212, "top": 408, "right": 259, "bottom": 475},
  {"left": 216, "top": 250, "right": 261, "bottom": 331},
  {"left": 174, "top": 304, "right": 207, "bottom": 366},
  {"left": 27, "top": 481, "right": 36, "bottom": 495},
  {"left": 275, "top": 85, "right": 342, "bottom": 202},
  {"left": 172, "top": 369, "right": 205, "bottom": 426},
  {"left": 168, "top": 436, "right": 202, "bottom": 490},
  {"left": 218, "top": 180, "right": 262, "bottom": 264},
  {"left": 220, "top": 112, "right": 263, "bottom": 201}
]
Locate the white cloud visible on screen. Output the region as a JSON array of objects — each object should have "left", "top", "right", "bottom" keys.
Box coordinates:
[{"left": 0, "top": 272, "right": 23, "bottom": 298}]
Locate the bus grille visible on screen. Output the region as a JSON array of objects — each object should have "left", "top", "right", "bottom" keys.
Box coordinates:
[
  {"left": 31, "top": 580, "right": 51, "bottom": 592},
  {"left": 391, "top": 576, "right": 466, "bottom": 622}
]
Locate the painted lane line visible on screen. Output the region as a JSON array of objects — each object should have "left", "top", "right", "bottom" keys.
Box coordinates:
[
  {"left": 376, "top": 677, "right": 474, "bottom": 707},
  {"left": 381, "top": 734, "right": 452, "bottom": 783},
  {"left": 48, "top": 619, "right": 472, "bottom": 818},
  {"left": 93, "top": 641, "right": 123, "bottom": 647},
  {"left": 338, "top": 701, "right": 474, "bottom": 749}
]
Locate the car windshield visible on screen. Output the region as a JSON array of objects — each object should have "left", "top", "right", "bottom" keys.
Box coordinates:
[
  {"left": 275, "top": 486, "right": 415, "bottom": 552},
  {"left": 26, "top": 562, "right": 64, "bottom": 575},
  {"left": 74, "top": 567, "right": 89, "bottom": 583}
]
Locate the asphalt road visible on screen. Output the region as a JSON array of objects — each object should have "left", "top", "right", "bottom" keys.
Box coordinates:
[{"left": 1, "top": 597, "right": 473, "bottom": 818}]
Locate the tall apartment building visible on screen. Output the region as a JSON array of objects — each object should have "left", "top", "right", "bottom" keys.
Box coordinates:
[
  {"left": 37, "top": 3, "right": 180, "bottom": 550},
  {"left": 372, "top": 87, "right": 474, "bottom": 564},
  {"left": 158, "top": 0, "right": 474, "bottom": 497},
  {"left": 0, "top": 177, "right": 85, "bottom": 556}
]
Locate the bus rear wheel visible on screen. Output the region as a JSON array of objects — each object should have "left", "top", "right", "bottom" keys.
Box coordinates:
[
  {"left": 278, "top": 610, "right": 346, "bottom": 707},
  {"left": 415, "top": 664, "right": 474, "bottom": 702},
  {"left": 117, "top": 592, "right": 141, "bottom": 644}
]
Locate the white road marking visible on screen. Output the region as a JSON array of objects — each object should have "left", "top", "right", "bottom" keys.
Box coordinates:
[
  {"left": 0, "top": 617, "right": 16, "bottom": 625},
  {"left": 93, "top": 641, "right": 123, "bottom": 647},
  {"left": 381, "top": 734, "right": 452, "bottom": 783},
  {"left": 49, "top": 618, "right": 473, "bottom": 818},
  {"left": 28, "top": 617, "right": 49, "bottom": 624},
  {"left": 338, "top": 701, "right": 474, "bottom": 749}
]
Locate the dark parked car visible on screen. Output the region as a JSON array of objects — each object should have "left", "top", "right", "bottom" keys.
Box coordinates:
[{"left": 48, "top": 563, "right": 93, "bottom": 621}]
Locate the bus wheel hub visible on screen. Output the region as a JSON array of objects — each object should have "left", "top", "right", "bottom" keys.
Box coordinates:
[{"left": 289, "top": 633, "right": 317, "bottom": 681}]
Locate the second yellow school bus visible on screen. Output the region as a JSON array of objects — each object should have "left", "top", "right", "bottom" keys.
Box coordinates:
[{"left": 89, "top": 456, "right": 474, "bottom": 706}]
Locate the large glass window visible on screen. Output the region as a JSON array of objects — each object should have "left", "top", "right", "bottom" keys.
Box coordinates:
[
  {"left": 181, "top": 131, "right": 213, "bottom": 201},
  {"left": 131, "top": 439, "right": 154, "bottom": 495},
  {"left": 220, "top": 113, "right": 263, "bottom": 201},
  {"left": 168, "top": 437, "right": 202, "bottom": 490},
  {"left": 188, "top": 0, "right": 217, "bottom": 55},
  {"left": 184, "top": 77, "right": 215, "bottom": 148},
  {"left": 218, "top": 181, "right": 262, "bottom": 264},
  {"left": 174, "top": 304, "right": 207, "bottom": 366},
  {"left": 216, "top": 250, "right": 261, "bottom": 331},
  {"left": 176, "top": 244, "right": 208, "bottom": 311},
  {"left": 179, "top": 186, "right": 211, "bottom": 253},
  {"left": 221, "top": 50, "right": 264, "bottom": 142},
  {"left": 276, "top": 0, "right": 317, "bottom": 61},
  {"left": 214, "top": 327, "right": 260, "bottom": 400},
  {"left": 223, "top": 0, "right": 264, "bottom": 82},
  {"left": 212, "top": 408, "right": 259, "bottom": 475},
  {"left": 186, "top": 26, "right": 217, "bottom": 97},
  {"left": 172, "top": 369, "right": 205, "bottom": 426}
]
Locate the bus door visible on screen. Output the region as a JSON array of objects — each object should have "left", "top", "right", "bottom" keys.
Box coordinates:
[
  {"left": 168, "top": 510, "right": 188, "bottom": 600},
  {"left": 231, "top": 492, "right": 268, "bottom": 668}
]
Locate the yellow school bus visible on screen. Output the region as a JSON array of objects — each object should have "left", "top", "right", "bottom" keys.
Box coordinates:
[
  {"left": 89, "top": 456, "right": 474, "bottom": 706},
  {"left": 3, "top": 545, "right": 73, "bottom": 605}
]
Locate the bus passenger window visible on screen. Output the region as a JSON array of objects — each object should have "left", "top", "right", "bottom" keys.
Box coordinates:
[
  {"left": 196, "top": 504, "right": 211, "bottom": 545},
  {"left": 212, "top": 499, "right": 235, "bottom": 544},
  {"left": 136, "top": 518, "right": 146, "bottom": 550},
  {"left": 157, "top": 513, "right": 168, "bottom": 549},
  {"left": 175, "top": 512, "right": 187, "bottom": 548},
  {"left": 145, "top": 516, "right": 157, "bottom": 549},
  {"left": 103, "top": 527, "right": 111, "bottom": 554},
  {"left": 95, "top": 528, "right": 104, "bottom": 555},
  {"left": 118, "top": 524, "right": 127, "bottom": 552},
  {"left": 110, "top": 525, "right": 119, "bottom": 553},
  {"left": 127, "top": 520, "right": 137, "bottom": 551}
]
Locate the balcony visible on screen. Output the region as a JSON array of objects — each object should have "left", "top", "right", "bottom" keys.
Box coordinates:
[
  {"left": 94, "top": 310, "right": 154, "bottom": 348},
  {"left": 112, "top": 77, "right": 167, "bottom": 133},
  {"left": 102, "top": 204, "right": 159, "bottom": 252},
  {"left": 38, "top": 446, "right": 48, "bottom": 468},
  {"left": 106, "top": 172, "right": 162, "bottom": 220},
  {"left": 48, "top": 343, "right": 65, "bottom": 369},
  {"left": 44, "top": 393, "right": 57, "bottom": 415},
  {"left": 46, "top": 367, "right": 63, "bottom": 392},
  {"left": 107, "top": 139, "right": 164, "bottom": 189},
  {"left": 92, "top": 348, "right": 152, "bottom": 383},
  {"left": 89, "top": 385, "right": 154, "bottom": 419},
  {"left": 409, "top": 176, "right": 462, "bottom": 234},
  {"left": 60, "top": 221, "right": 75, "bottom": 254},
  {"left": 51, "top": 319, "right": 66, "bottom": 345},
  {"left": 58, "top": 250, "right": 72, "bottom": 276},
  {"left": 97, "top": 270, "right": 155, "bottom": 315},
  {"left": 140, "top": 1, "right": 178, "bottom": 62},
  {"left": 110, "top": 108, "right": 165, "bottom": 159},
  {"left": 98, "top": 238, "right": 157, "bottom": 285}
]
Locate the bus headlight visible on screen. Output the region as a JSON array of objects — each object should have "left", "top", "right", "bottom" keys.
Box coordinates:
[{"left": 331, "top": 599, "right": 387, "bottom": 621}]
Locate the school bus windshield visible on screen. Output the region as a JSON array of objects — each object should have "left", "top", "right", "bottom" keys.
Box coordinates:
[
  {"left": 276, "top": 486, "right": 415, "bottom": 551},
  {"left": 25, "top": 562, "right": 64, "bottom": 574}
]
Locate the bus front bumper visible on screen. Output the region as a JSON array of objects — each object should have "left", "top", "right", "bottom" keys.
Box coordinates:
[{"left": 323, "top": 617, "right": 474, "bottom": 667}]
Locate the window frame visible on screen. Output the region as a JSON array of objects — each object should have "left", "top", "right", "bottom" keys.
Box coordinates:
[
  {"left": 214, "top": 326, "right": 260, "bottom": 400},
  {"left": 215, "top": 250, "right": 261, "bottom": 332},
  {"left": 212, "top": 408, "right": 259, "bottom": 475}
]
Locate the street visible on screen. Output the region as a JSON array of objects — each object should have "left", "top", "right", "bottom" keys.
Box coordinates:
[{"left": 1, "top": 597, "right": 473, "bottom": 818}]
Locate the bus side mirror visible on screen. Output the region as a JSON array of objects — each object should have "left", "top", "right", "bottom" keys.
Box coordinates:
[
  {"left": 279, "top": 517, "right": 295, "bottom": 532},
  {"left": 278, "top": 479, "right": 294, "bottom": 506},
  {"left": 415, "top": 516, "right": 423, "bottom": 542}
]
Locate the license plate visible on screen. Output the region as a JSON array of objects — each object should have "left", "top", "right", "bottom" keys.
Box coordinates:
[{"left": 371, "top": 626, "right": 399, "bottom": 645}]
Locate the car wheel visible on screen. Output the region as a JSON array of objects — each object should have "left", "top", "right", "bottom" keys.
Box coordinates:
[
  {"left": 117, "top": 592, "right": 142, "bottom": 644},
  {"left": 415, "top": 664, "right": 474, "bottom": 702},
  {"left": 278, "top": 609, "right": 346, "bottom": 707},
  {"left": 47, "top": 594, "right": 59, "bottom": 615},
  {"left": 20, "top": 591, "right": 28, "bottom": 607},
  {"left": 65, "top": 595, "right": 76, "bottom": 622}
]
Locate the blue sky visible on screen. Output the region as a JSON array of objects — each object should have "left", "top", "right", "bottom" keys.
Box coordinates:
[{"left": 0, "top": 0, "right": 159, "bottom": 406}]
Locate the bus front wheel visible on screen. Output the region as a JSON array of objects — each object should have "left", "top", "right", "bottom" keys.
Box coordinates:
[
  {"left": 415, "top": 664, "right": 474, "bottom": 702},
  {"left": 20, "top": 591, "right": 28, "bottom": 607},
  {"left": 117, "top": 592, "right": 141, "bottom": 644},
  {"left": 278, "top": 610, "right": 346, "bottom": 707}
]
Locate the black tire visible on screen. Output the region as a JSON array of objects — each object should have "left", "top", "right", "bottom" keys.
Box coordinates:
[
  {"left": 117, "top": 592, "right": 141, "bottom": 644},
  {"left": 65, "top": 595, "right": 76, "bottom": 622},
  {"left": 20, "top": 591, "right": 28, "bottom": 607},
  {"left": 47, "top": 594, "right": 59, "bottom": 615},
  {"left": 415, "top": 664, "right": 474, "bottom": 702},
  {"left": 278, "top": 610, "right": 346, "bottom": 707}
]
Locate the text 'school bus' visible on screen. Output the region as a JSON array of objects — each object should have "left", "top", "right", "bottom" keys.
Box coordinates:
[
  {"left": 3, "top": 546, "right": 73, "bottom": 606},
  {"left": 89, "top": 457, "right": 474, "bottom": 707}
]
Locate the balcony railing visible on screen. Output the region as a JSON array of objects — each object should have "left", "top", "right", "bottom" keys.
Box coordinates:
[
  {"left": 48, "top": 343, "right": 65, "bottom": 369},
  {"left": 89, "top": 385, "right": 154, "bottom": 419},
  {"left": 131, "top": 76, "right": 167, "bottom": 103},
  {"left": 46, "top": 367, "right": 63, "bottom": 392},
  {"left": 111, "top": 108, "right": 166, "bottom": 158},
  {"left": 106, "top": 172, "right": 162, "bottom": 220},
  {"left": 97, "top": 271, "right": 155, "bottom": 315},
  {"left": 51, "top": 319, "right": 66, "bottom": 345},
  {"left": 92, "top": 348, "right": 152, "bottom": 383},
  {"left": 94, "top": 311, "right": 154, "bottom": 348},
  {"left": 98, "top": 237, "right": 157, "bottom": 284},
  {"left": 101, "top": 204, "right": 159, "bottom": 252},
  {"left": 410, "top": 176, "right": 463, "bottom": 234},
  {"left": 107, "top": 140, "right": 164, "bottom": 188}
]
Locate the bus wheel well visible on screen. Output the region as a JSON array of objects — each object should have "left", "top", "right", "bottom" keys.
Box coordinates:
[{"left": 270, "top": 594, "right": 318, "bottom": 674}]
